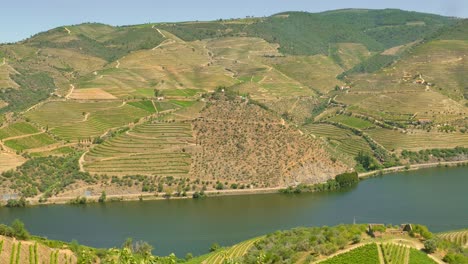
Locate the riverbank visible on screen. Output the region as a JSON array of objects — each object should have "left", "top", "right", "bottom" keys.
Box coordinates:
[
  {"left": 3, "top": 159, "right": 468, "bottom": 207},
  {"left": 358, "top": 159, "right": 468, "bottom": 178}
]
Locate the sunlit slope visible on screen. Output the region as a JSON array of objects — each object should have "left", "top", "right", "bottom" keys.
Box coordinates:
[
  {"left": 73, "top": 30, "right": 234, "bottom": 99},
  {"left": 337, "top": 20, "right": 468, "bottom": 125}
]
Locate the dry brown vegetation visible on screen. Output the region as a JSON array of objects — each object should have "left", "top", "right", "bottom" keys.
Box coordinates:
[
  {"left": 0, "top": 236, "right": 76, "bottom": 264},
  {"left": 191, "top": 97, "right": 347, "bottom": 187}
]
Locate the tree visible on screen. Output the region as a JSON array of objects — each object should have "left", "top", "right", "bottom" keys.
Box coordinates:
[
  {"left": 11, "top": 219, "right": 30, "bottom": 240},
  {"left": 424, "top": 239, "right": 438, "bottom": 253},
  {"left": 210, "top": 243, "right": 220, "bottom": 252},
  {"left": 134, "top": 241, "right": 153, "bottom": 257},
  {"left": 98, "top": 191, "right": 106, "bottom": 203}
]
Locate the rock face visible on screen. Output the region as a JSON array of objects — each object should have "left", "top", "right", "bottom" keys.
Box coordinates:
[{"left": 190, "top": 98, "right": 348, "bottom": 187}]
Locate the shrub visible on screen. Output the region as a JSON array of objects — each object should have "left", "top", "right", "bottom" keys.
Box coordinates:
[
  {"left": 424, "top": 239, "right": 438, "bottom": 253},
  {"left": 335, "top": 172, "right": 359, "bottom": 188}
]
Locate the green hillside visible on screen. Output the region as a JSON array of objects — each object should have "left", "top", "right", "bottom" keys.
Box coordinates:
[
  {"left": 0, "top": 9, "right": 466, "bottom": 200},
  {"left": 1, "top": 221, "right": 465, "bottom": 264}
]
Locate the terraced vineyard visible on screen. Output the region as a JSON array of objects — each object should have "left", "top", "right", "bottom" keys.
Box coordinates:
[
  {"left": 84, "top": 121, "right": 193, "bottom": 176},
  {"left": 408, "top": 248, "right": 437, "bottom": 264},
  {"left": 303, "top": 123, "right": 372, "bottom": 157},
  {"left": 26, "top": 101, "right": 154, "bottom": 140},
  {"left": 0, "top": 122, "right": 39, "bottom": 140},
  {"left": 438, "top": 229, "right": 468, "bottom": 248},
  {"left": 327, "top": 115, "right": 375, "bottom": 130},
  {"left": 367, "top": 128, "right": 468, "bottom": 151},
  {"left": 0, "top": 153, "right": 25, "bottom": 173},
  {"left": 381, "top": 243, "right": 409, "bottom": 264},
  {"left": 202, "top": 237, "right": 262, "bottom": 264},
  {"left": 319, "top": 243, "right": 380, "bottom": 264},
  {"left": 0, "top": 237, "right": 76, "bottom": 264},
  {"left": 4, "top": 133, "right": 56, "bottom": 151}
]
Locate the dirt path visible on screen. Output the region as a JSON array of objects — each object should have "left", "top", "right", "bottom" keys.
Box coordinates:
[
  {"left": 359, "top": 159, "right": 468, "bottom": 178},
  {"left": 152, "top": 39, "right": 175, "bottom": 50},
  {"left": 156, "top": 28, "right": 166, "bottom": 38},
  {"left": 78, "top": 150, "right": 88, "bottom": 172},
  {"left": 64, "top": 27, "right": 71, "bottom": 34},
  {"left": 2, "top": 131, "right": 44, "bottom": 142},
  {"left": 65, "top": 84, "right": 75, "bottom": 99},
  {"left": 115, "top": 60, "right": 120, "bottom": 69},
  {"left": 81, "top": 112, "right": 90, "bottom": 122}
]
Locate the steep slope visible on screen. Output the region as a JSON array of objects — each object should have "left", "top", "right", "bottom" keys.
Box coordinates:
[{"left": 191, "top": 96, "right": 347, "bottom": 187}]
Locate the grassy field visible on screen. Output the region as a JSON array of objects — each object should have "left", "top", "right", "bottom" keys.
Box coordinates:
[
  {"left": 84, "top": 122, "right": 193, "bottom": 176},
  {"left": 331, "top": 43, "right": 373, "bottom": 70},
  {"left": 438, "top": 229, "right": 468, "bottom": 248},
  {"left": 0, "top": 122, "right": 39, "bottom": 140},
  {"left": 366, "top": 128, "right": 468, "bottom": 151},
  {"left": 319, "top": 243, "right": 380, "bottom": 264},
  {"left": 74, "top": 33, "right": 234, "bottom": 99},
  {"left": 29, "top": 146, "right": 75, "bottom": 157},
  {"left": 265, "top": 54, "right": 344, "bottom": 94},
  {"left": 327, "top": 115, "right": 375, "bottom": 130},
  {"left": 0, "top": 63, "right": 19, "bottom": 89}
]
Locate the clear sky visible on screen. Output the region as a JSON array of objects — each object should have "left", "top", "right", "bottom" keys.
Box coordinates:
[{"left": 1, "top": 0, "right": 467, "bottom": 43}]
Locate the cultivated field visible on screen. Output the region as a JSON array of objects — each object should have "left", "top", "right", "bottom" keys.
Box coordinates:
[
  {"left": 303, "top": 123, "right": 373, "bottom": 157},
  {"left": 0, "top": 236, "right": 76, "bottom": 264},
  {"left": 381, "top": 243, "right": 409, "bottom": 264},
  {"left": 319, "top": 243, "right": 380, "bottom": 264},
  {"left": 0, "top": 152, "right": 25, "bottom": 173},
  {"left": 202, "top": 237, "right": 262, "bottom": 264},
  {"left": 26, "top": 101, "right": 153, "bottom": 140},
  {"left": 327, "top": 114, "right": 375, "bottom": 130},
  {"left": 0, "top": 122, "right": 39, "bottom": 140},
  {"left": 84, "top": 122, "right": 194, "bottom": 176},
  {"left": 438, "top": 229, "right": 468, "bottom": 248},
  {"left": 366, "top": 128, "right": 468, "bottom": 151}
]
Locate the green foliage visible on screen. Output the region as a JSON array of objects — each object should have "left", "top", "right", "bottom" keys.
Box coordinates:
[
  {"left": 0, "top": 71, "right": 55, "bottom": 113},
  {"left": 335, "top": 172, "right": 359, "bottom": 188},
  {"left": 401, "top": 147, "right": 468, "bottom": 164},
  {"left": 355, "top": 151, "right": 382, "bottom": 172},
  {"left": 243, "top": 224, "right": 366, "bottom": 263},
  {"left": 15, "top": 242, "right": 21, "bottom": 264},
  {"left": 1, "top": 152, "right": 95, "bottom": 198},
  {"left": 128, "top": 101, "right": 157, "bottom": 113},
  {"left": 409, "top": 248, "right": 437, "bottom": 264},
  {"left": 99, "top": 191, "right": 107, "bottom": 203},
  {"left": 5, "top": 197, "right": 28, "bottom": 208},
  {"left": 0, "top": 219, "right": 30, "bottom": 240},
  {"left": 27, "top": 24, "right": 165, "bottom": 62},
  {"left": 411, "top": 224, "right": 434, "bottom": 240},
  {"left": 69, "top": 196, "right": 88, "bottom": 205},
  {"left": 339, "top": 54, "right": 396, "bottom": 77},
  {"left": 158, "top": 10, "right": 452, "bottom": 57},
  {"left": 424, "top": 239, "right": 438, "bottom": 253},
  {"left": 210, "top": 243, "right": 221, "bottom": 252},
  {"left": 443, "top": 251, "right": 468, "bottom": 264}
]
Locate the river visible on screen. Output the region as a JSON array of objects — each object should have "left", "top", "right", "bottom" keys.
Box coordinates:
[{"left": 0, "top": 166, "right": 467, "bottom": 256}]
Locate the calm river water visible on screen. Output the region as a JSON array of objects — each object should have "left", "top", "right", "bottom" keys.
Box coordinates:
[{"left": 0, "top": 166, "right": 467, "bottom": 256}]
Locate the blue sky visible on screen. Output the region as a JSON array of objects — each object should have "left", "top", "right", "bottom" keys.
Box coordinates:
[{"left": 1, "top": 0, "right": 467, "bottom": 43}]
